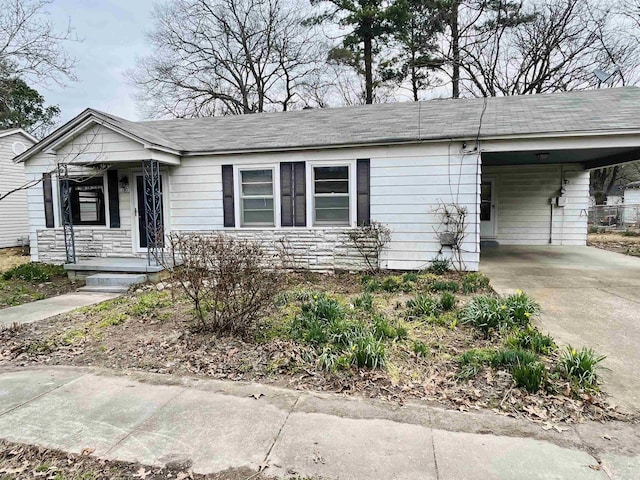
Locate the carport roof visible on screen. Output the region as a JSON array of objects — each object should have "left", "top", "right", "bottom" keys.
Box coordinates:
[{"left": 16, "top": 86, "right": 640, "bottom": 160}]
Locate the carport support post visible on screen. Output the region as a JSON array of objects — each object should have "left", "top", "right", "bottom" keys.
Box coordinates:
[{"left": 142, "top": 159, "right": 163, "bottom": 267}]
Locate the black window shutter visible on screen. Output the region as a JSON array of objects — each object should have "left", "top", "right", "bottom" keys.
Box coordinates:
[
  {"left": 280, "top": 163, "right": 294, "bottom": 227},
  {"left": 43, "top": 173, "right": 54, "bottom": 228},
  {"left": 357, "top": 159, "right": 371, "bottom": 226},
  {"left": 107, "top": 170, "right": 120, "bottom": 228},
  {"left": 222, "top": 165, "right": 235, "bottom": 227},
  {"left": 293, "top": 162, "right": 306, "bottom": 226},
  {"left": 280, "top": 162, "right": 306, "bottom": 227}
]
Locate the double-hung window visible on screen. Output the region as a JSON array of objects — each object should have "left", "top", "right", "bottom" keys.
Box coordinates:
[
  {"left": 313, "top": 166, "right": 350, "bottom": 225},
  {"left": 240, "top": 169, "right": 275, "bottom": 226}
]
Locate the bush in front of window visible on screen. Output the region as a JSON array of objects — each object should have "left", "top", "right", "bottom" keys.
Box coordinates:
[{"left": 164, "top": 233, "right": 283, "bottom": 338}]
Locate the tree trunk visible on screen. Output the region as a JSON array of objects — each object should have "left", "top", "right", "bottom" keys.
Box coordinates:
[
  {"left": 364, "top": 35, "right": 374, "bottom": 104},
  {"left": 450, "top": 1, "right": 460, "bottom": 98}
]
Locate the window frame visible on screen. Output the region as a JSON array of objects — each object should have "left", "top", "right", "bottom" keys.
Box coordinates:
[
  {"left": 234, "top": 165, "right": 279, "bottom": 228},
  {"left": 307, "top": 160, "right": 356, "bottom": 227},
  {"left": 54, "top": 173, "right": 110, "bottom": 228}
]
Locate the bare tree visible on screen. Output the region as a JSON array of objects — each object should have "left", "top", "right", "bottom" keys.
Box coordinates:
[
  {"left": 0, "top": 0, "right": 76, "bottom": 85},
  {"left": 129, "top": 0, "right": 325, "bottom": 118},
  {"left": 0, "top": 126, "right": 105, "bottom": 202}
]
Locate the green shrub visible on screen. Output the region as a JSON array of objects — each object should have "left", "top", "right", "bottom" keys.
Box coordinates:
[
  {"left": 351, "top": 335, "right": 386, "bottom": 368},
  {"left": 457, "top": 348, "right": 495, "bottom": 379},
  {"left": 439, "top": 292, "right": 456, "bottom": 311},
  {"left": 588, "top": 225, "right": 600, "bottom": 234},
  {"left": 413, "top": 341, "right": 429, "bottom": 357},
  {"left": 353, "top": 292, "right": 373, "bottom": 311},
  {"left": 502, "top": 291, "right": 540, "bottom": 328},
  {"left": 507, "top": 327, "right": 555, "bottom": 354},
  {"left": 406, "top": 294, "right": 441, "bottom": 318},
  {"left": 317, "top": 349, "right": 351, "bottom": 372},
  {"left": 372, "top": 314, "right": 396, "bottom": 340},
  {"left": 431, "top": 280, "right": 459, "bottom": 293},
  {"left": 381, "top": 276, "right": 402, "bottom": 292},
  {"left": 362, "top": 277, "right": 382, "bottom": 293},
  {"left": 402, "top": 272, "right": 419, "bottom": 283},
  {"left": 275, "top": 289, "right": 323, "bottom": 306},
  {"left": 558, "top": 345, "right": 606, "bottom": 390},
  {"left": 290, "top": 295, "right": 389, "bottom": 369},
  {"left": 621, "top": 229, "right": 640, "bottom": 237},
  {"left": 429, "top": 257, "right": 451, "bottom": 275},
  {"left": 461, "top": 273, "right": 490, "bottom": 294},
  {"left": 491, "top": 349, "right": 538, "bottom": 369},
  {"left": 461, "top": 292, "right": 540, "bottom": 336},
  {"left": 2, "top": 263, "right": 65, "bottom": 282},
  {"left": 511, "top": 361, "right": 545, "bottom": 393},
  {"left": 460, "top": 295, "right": 505, "bottom": 337}
]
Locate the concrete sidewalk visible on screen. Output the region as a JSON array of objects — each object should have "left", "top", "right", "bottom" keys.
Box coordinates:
[
  {"left": 0, "top": 291, "right": 119, "bottom": 325},
  {"left": 1, "top": 367, "right": 638, "bottom": 479}
]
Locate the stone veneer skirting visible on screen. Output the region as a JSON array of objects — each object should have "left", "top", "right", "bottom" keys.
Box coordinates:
[
  {"left": 174, "top": 228, "right": 369, "bottom": 271},
  {"left": 36, "top": 227, "right": 371, "bottom": 271},
  {"left": 37, "top": 228, "right": 137, "bottom": 264}
]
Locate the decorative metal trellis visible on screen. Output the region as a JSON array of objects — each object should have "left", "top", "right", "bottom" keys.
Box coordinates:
[
  {"left": 142, "top": 159, "right": 164, "bottom": 266},
  {"left": 57, "top": 163, "right": 77, "bottom": 264}
]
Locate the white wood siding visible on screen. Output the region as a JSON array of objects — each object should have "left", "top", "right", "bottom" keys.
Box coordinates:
[
  {"left": 0, "top": 133, "right": 33, "bottom": 248},
  {"left": 482, "top": 164, "right": 589, "bottom": 246},
  {"left": 168, "top": 143, "right": 482, "bottom": 271}
]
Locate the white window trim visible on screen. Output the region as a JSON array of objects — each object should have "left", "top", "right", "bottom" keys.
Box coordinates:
[
  {"left": 53, "top": 172, "right": 111, "bottom": 229},
  {"left": 233, "top": 164, "right": 280, "bottom": 228},
  {"left": 306, "top": 160, "right": 356, "bottom": 228}
]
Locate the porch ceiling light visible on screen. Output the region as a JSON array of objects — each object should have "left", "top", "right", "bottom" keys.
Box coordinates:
[{"left": 536, "top": 152, "right": 550, "bottom": 161}]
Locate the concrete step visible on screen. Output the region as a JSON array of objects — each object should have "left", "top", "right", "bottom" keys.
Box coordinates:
[
  {"left": 78, "top": 285, "right": 129, "bottom": 294},
  {"left": 85, "top": 273, "right": 147, "bottom": 288}
]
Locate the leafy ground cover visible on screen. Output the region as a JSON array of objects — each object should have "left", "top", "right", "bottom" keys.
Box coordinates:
[
  {"left": 0, "top": 261, "right": 80, "bottom": 309},
  {"left": 588, "top": 231, "right": 640, "bottom": 257},
  {"left": 0, "top": 440, "right": 309, "bottom": 480},
  {"left": 0, "top": 270, "right": 623, "bottom": 425}
]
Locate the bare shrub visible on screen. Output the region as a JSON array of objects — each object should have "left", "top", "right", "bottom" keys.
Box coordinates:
[
  {"left": 166, "top": 233, "right": 282, "bottom": 337},
  {"left": 345, "top": 222, "right": 392, "bottom": 274}
]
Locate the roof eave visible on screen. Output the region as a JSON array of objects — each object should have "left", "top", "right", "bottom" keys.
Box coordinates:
[{"left": 14, "top": 108, "right": 181, "bottom": 164}]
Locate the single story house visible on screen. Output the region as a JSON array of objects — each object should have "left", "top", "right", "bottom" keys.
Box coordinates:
[
  {"left": 13, "top": 87, "right": 640, "bottom": 276},
  {"left": 0, "top": 128, "right": 36, "bottom": 249}
]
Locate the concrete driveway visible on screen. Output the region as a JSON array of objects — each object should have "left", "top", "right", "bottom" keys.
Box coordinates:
[{"left": 481, "top": 246, "right": 640, "bottom": 415}]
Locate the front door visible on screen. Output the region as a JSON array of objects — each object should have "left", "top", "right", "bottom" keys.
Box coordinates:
[
  {"left": 480, "top": 178, "right": 496, "bottom": 238},
  {"left": 135, "top": 175, "right": 164, "bottom": 249}
]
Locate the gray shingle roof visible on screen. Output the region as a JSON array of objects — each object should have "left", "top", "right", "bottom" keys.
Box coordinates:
[
  {"left": 126, "top": 87, "right": 640, "bottom": 154},
  {"left": 19, "top": 87, "right": 640, "bottom": 162}
]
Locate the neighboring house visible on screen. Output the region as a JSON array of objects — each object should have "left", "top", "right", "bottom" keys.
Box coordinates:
[
  {"left": 623, "top": 181, "right": 640, "bottom": 226},
  {"left": 0, "top": 129, "right": 37, "bottom": 249},
  {"left": 13, "top": 87, "right": 640, "bottom": 273}
]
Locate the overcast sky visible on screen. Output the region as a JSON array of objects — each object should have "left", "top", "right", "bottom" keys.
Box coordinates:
[{"left": 42, "top": 0, "right": 156, "bottom": 124}]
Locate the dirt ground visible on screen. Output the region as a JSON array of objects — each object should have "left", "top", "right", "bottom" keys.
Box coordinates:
[
  {"left": 0, "top": 248, "right": 29, "bottom": 273},
  {"left": 0, "top": 440, "right": 294, "bottom": 480},
  {"left": 0, "top": 271, "right": 625, "bottom": 427},
  {"left": 588, "top": 232, "right": 640, "bottom": 256}
]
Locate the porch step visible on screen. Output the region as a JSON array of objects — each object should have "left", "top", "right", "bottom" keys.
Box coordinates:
[
  {"left": 79, "top": 285, "right": 130, "bottom": 294},
  {"left": 82, "top": 273, "right": 148, "bottom": 293}
]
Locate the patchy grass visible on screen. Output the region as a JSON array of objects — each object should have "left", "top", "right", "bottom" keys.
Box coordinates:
[
  {"left": 0, "top": 260, "right": 80, "bottom": 309},
  {"left": 0, "top": 270, "right": 623, "bottom": 425}
]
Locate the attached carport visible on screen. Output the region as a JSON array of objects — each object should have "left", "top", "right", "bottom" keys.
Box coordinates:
[
  {"left": 481, "top": 245, "right": 640, "bottom": 415},
  {"left": 479, "top": 135, "right": 640, "bottom": 247}
]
